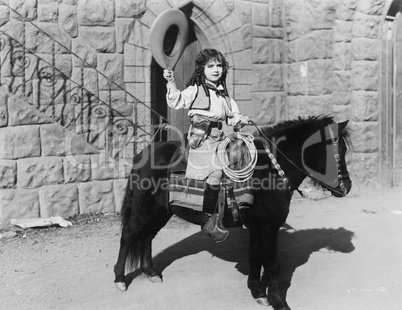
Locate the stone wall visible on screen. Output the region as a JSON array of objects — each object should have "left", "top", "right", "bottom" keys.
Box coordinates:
[
  {"left": 283, "top": 0, "right": 386, "bottom": 188},
  {"left": 0, "top": 90, "right": 127, "bottom": 229}
]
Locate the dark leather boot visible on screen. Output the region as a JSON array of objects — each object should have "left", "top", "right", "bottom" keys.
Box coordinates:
[{"left": 200, "top": 183, "right": 229, "bottom": 242}]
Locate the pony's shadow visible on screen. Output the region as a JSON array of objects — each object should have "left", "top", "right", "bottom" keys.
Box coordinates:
[{"left": 127, "top": 226, "right": 355, "bottom": 299}]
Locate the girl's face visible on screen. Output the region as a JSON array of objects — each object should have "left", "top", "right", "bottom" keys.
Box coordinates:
[{"left": 204, "top": 59, "right": 223, "bottom": 84}]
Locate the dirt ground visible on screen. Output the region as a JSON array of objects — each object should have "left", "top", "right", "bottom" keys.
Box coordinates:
[{"left": 1, "top": 186, "right": 402, "bottom": 310}]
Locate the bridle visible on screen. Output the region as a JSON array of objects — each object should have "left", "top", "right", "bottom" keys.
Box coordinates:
[
  {"left": 250, "top": 121, "right": 349, "bottom": 197},
  {"left": 325, "top": 124, "right": 349, "bottom": 196}
]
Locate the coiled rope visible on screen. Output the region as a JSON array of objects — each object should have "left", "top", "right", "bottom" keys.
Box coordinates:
[{"left": 217, "top": 132, "right": 258, "bottom": 182}]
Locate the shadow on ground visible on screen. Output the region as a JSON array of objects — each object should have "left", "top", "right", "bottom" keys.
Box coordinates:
[{"left": 126, "top": 225, "right": 355, "bottom": 304}]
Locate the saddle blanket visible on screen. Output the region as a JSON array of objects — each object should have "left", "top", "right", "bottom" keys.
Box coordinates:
[{"left": 169, "top": 173, "right": 254, "bottom": 211}]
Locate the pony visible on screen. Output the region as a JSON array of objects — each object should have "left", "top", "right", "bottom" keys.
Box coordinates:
[{"left": 113, "top": 116, "right": 352, "bottom": 309}]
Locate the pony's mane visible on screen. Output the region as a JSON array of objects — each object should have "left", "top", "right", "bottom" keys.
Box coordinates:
[{"left": 255, "top": 115, "right": 350, "bottom": 142}]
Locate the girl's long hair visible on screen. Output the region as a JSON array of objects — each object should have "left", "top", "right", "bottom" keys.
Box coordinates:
[{"left": 186, "top": 48, "right": 229, "bottom": 97}]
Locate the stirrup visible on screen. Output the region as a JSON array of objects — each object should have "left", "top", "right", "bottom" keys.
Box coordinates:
[{"left": 201, "top": 213, "right": 229, "bottom": 243}]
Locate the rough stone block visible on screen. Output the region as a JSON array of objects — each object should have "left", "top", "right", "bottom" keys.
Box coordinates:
[
  {"left": 253, "top": 26, "right": 285, "bottom": 39},
  {"left": 252, "top": 64, "right": 283, "bottom": 92},
  {"left": 272, "top": 0, "right": 283, "bottom": 27},
  {"left": 351, "top": 61, "right": 378, "bottom": 91},
  {"left": 305, "top": 0, "right": 336, "bottom": 30},
  {"left": 78, "top": 180, "right": 115, "bottom": 214},
  {"left": 0, "top": 189, "right": 40, "bottom": 228},
  {"left": 71, "top": 67, "right": 99, "bottom": 94},
  {"left": 352, "top": 12, "right": 381, "bottom": 39},
  {"left": 0, "top": 126, "right": 41, "bottom": 159},
  {"left": 0, "top": 4, "right": 10, "bottom": 27},
  {"left": 208, "top": 0, "right": 230, "bottom": 22},
  {"left": 332, "top": 104, "right": 352, "bottom": 121},
  {"left": 0, "top": 90, "right": 8, "bottom": 127},
  {"left": 285, "top": 63, "right": 306, "bottom": 96},
  {"left": 72, "top": 39, "right": 97, "bottom": 67},
  {"left": 113, "top": 179, "right": 127, "bottom": 213},
  {"left": 10, "top": 0, "right": 37, "bottom": 21},
  {"left": 38, "top": 3, "right": 58, "bottom": 22},
  {"left": 254, "top": 38, "right": 284, "bottom": 64},
  {"left": 252, "top": 92, "right": 276, "bottom": 124},
  {"left": 18, "top": 157, "right": 64, "bottom": 189},
  {"left": 334, "top": 20, "right": 353, "bottom": 42},
  {"left": 225, "top": 29, "right": 245, "bottom": 53},
  {"left": 79, "top": 26, "right": 116, "bottom": 53},
  {"left": 8, "top": 95, "right": 52, "bottom": 126},
  {"left": 97, "top": 54, "right": 124, "bottom": 90},
  {"left": 25, "top": 22, "right": 72, "bottom": 54},
  {"left": 286, "top": 30, "right": 333, "bottom": 62},
  {"left": 220, "top": 13, "right": 243, "bottom": 35},
  {"left": 351, "top": 91, "right": 378, "bottom": 121},
  {"left": 298, "top": 95, "right": 334, "bottom": 118},
  {"left": 39, "top": 184, "right": 79, "bottom": 218},
  {"left": 333, "top": 70, "right": 352, "bottom": 92},
  {"left": 116, "top": 18, "right": 135, "bottom": 53},
  {"left": 306, "top": 60, "right": 334, "bottom": 95},
  {"left": 64, "top": 155, "right": 92, "bottom": 183},
  {"left": 90, "top": 152, "right": 125, "bottom": 181},
  {"left": 252, "top": 3, "right": 270, "bottom": 26},
  {"left": 234, "top": 84, "right": 251, "bottom": 101},
  {"left": 41, "top": 124, "right": 67, "bottom": 156},
  {"left": 59, "top": 3, "right": 78, "bottom": 38},
  {"left": 349, "top": 121, "right": 378, "bottom": 152},
  {"left": 78, "top": 0, "right": 114, "bottom": 26},
  {"left": 348, "top": 152, "right": 379, "bottom": 186},
  {"left": 0, "top": 160, "right": 16, "bottom": 188},
  {"left": 233, "top": 69, "right": 252, "bottom": 85},
  {"left": 235, "top": 0, "right": 252, "bottom": 24},
  {"left": 284, "top": 0, "right": 309, "bottom": 41},
  {"left": 356, "top": 0, "right": 385, "bottom": 15},
  {"left": 116, "top": 0, "right": 146, "bottom": 18},
  {"left": 333, "top": 91, "right": 351, "bottom": 105},
  {"left": 352, "top": 38, "right": 379, "bottom": 61},
  {"left": 335, "top": 0, "right": 356, "bottom": 21},
  {"left": 333, "top": 42, "right": 352, "bottom": 70},
  {"left": 40, "top": 123, "right": 99, "bottom": 156},
  {"left": 99, "top": 90, "right": 132, "bottom": 117}
]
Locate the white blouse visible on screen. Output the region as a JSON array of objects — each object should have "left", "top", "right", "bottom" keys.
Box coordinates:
[{"left": 166, "top": 81, "right": 243, "bottom": 126}]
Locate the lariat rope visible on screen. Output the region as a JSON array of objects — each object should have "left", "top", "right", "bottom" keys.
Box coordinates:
[{"left": 216, "top": 132, "right": 258, "bottom": 183}]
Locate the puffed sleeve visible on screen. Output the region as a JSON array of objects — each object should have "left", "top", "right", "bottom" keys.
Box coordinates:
[
  {"left": 166, "top": 82, "right": 198, "bottom": 110},
  {"left": 226, "top": 97, "right": 245, "bottom": 126}
]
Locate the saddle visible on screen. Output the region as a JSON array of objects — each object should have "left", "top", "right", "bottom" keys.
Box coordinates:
[{"left": 168, "top": 139, "right": 254, "bottom": 226}]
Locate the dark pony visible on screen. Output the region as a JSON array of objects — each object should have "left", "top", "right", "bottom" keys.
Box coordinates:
[{"left": 114, "top": 116, "right": 352, "bottom": 309}]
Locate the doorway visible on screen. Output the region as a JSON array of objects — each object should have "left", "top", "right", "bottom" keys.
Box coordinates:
[{"left": 151, "top": 18, "right": 208, "bottom": 141}]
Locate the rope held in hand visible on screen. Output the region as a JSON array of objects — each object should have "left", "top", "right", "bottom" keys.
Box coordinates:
[{"left": 217, "top": 132, "right": 258, "bottom": 183}]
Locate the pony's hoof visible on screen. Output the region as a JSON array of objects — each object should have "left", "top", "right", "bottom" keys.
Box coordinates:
[
  {"left": 115, "top": 282, "right": 127, "bottom": 292},
  {"left": 255, "top": 297, "right": 271, "bottom": 307},
  {"left": 148, "top": 274, "right": 163, "bottom": 283}
]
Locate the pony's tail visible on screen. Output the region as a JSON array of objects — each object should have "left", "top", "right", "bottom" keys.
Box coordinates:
[{"left": 119, "top": 174, "right": 142, "bottom": 272}]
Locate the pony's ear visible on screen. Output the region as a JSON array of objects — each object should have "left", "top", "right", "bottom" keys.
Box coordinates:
[{"left": 338, "top": 120, "right": 349, "bottom": 132}]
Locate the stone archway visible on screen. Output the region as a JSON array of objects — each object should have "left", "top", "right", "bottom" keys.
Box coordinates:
[{"left": 380, "top": 0, "right": 402, "bottom": 186}]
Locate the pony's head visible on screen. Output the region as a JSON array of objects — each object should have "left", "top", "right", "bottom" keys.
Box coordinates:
[
  {"left": 301, "top": 118, "right": 352, "bottom": 197},
  {"left": 256, "top": 116, "right": 352, "bottom": 197}
]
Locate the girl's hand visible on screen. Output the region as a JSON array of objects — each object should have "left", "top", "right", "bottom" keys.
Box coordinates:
[
  {"left": 233, "top": 116, "right": 250, "bottom": 132},
  {"left": 163, "top": 68, "right": 174, "bottom": 82},
  {"left": 239, "top": 115, "right": 250, "bottom": 125}
]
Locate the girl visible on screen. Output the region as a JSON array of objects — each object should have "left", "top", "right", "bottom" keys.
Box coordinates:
[{"left": 163, "top": 49, "right": 249, "bottom": 241}]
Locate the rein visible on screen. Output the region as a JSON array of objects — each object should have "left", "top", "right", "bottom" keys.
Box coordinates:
[{"left": 249, "top": 121, "right": 348, "bottom": 197}]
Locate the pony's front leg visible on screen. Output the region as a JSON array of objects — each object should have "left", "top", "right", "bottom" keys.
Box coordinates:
[
  {"left": 260, "top": 229, "right": 290, "bottom": 310},
  {"left": 248, "top": 228, "right": 270, "bottom": 306}
]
